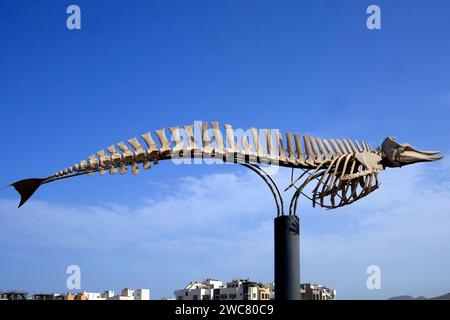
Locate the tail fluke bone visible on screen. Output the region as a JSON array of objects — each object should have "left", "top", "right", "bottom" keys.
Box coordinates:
[{"left": 10, "top": 178, "right": 47, "bottom": 208}]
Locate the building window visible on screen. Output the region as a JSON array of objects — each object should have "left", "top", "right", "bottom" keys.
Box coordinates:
[
  {"left": 193, "top": 295, "right": 198, "bottom": 300},
  {"left": 177, "top": 296, "right": 183, "bottom": 301}
]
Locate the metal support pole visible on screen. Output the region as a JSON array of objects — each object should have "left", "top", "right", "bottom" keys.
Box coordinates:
[
  {"left": 240, "top": 164, "right": 300, "bottom": 300},
  {"left": 274, "top": 214, "right": 300, "bottom": 300}
]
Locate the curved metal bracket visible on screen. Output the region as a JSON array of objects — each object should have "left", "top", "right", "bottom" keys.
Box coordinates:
[
  {"left": 240, "top": 163, "right": 284, "bottom": 216},
  {"left": 241, "top": 164, "right": 336, "bottom": 217}
]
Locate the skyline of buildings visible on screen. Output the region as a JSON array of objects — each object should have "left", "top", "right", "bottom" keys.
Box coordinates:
[
  {"left": 174, "top": 279, "right": 336, "bottom": 301},
  {"left": 0, "top": 288, "right": 150, "bottom": 301},
  {"left": 0, "top": 279, "right": 335, "bottom": 300}
]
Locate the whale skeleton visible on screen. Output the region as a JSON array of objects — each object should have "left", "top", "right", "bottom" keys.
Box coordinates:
[{"left": 9, "top": 121, "right": 443, "bottom": 212}]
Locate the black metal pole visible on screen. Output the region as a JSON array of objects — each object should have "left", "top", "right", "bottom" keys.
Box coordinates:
[{"left": 274, "top": 215, "right": 300, "bottom": 300}]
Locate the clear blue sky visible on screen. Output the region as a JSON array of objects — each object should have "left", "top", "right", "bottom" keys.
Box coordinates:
[{"left": 0, "top": 0, "right": 449, "bottom": 299}]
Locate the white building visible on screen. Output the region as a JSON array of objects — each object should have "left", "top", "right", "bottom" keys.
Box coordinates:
[
  {"left": 175, "top": 279, "right": 273, "bottom": 301},
  {"left": 103, "top": 290, "right": 115, "bottom": 299},
  {"left": 133, "top": 289, "right": 150, "bottom": 300},
  {"left": 121, "top": 288, "right": 134, "bottom": 298},
  {"left": 219, "top": 279, "right": 260, "bottom": 300},
  {"left": 81, "top": 291, "right": 105, "bottom": 300},
  {"left": 110, "top": 295, "right": 134, "bottom": 300},
  {"left": 110, "top": 288, "right": 150, "bottom": 300},
  {"left": 108, "top": 295, "right": 134, "bottom": 300},
  {"left": 175, "top": 279, "right": 222, "bottom": 301},
  {"left": 300, "top": 284, "right": 336, "bottom": 300}
]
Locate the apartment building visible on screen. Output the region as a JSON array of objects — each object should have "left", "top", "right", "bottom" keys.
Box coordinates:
[
  {"left": 300, "top": 283, "right": 336, "bottom": 300},
  {"left": 175, "top": 279, "right": 222, "bottom": 301},
  {"left": 175, "top": 279, "right": 273, "bottom": 301}
]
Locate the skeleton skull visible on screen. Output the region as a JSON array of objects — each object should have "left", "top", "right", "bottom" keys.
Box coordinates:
[{"left": 380, "top": 137, "right": 443, "bottom": 168}]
